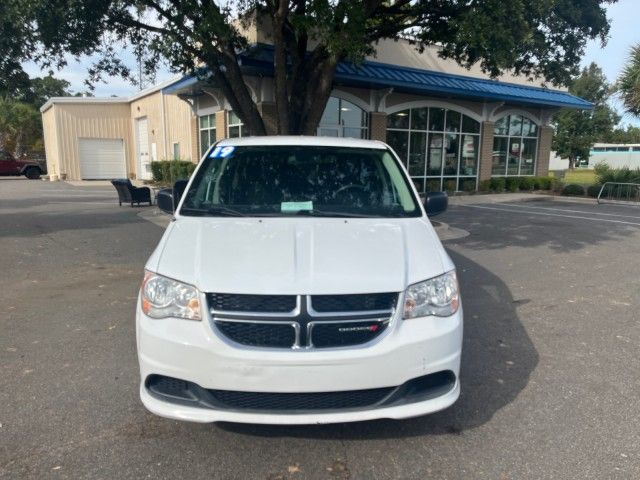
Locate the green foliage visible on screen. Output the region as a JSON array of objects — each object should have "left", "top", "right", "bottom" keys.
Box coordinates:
[
  {"left": 0, "top": 98, "right": 42, "bottom": 155},
  {"left": 617, "top": 44, "right": 640, "bottom": 117},
  {"left": 518, "top": 177, "right": 534, "bottom": 191},
  {"left": 490, "top": 177, "right": 506, "bottom": 192},
  {"left": 587, "top": 184, "right": 602, "bottom": 197},
  {"left": 538, "top": 177, "right": 554, "bottom": 190},
  {"left": 504, "top": 177, "right": 519, "bottom": 192},
  {"left": 553, "top": 63, "right": 620, "bottom": 169},
  {"left": 478, "top": 179, "right": 492, "bottom": 192},
  {"left": 562, "top": 183, "right": 586, "bottom": 196},
  {"left": 443, "top": 179, "right": 457, "bottom": 192},
  {"left": 0, "top": 0, "right": 614, "bottom": 136},
  {"left": 425, "top": 179, "right": 441, "bottom": 192},
  {"left": 461, "top": 178, "right": 477, "bottom": 192},
  {"left": 150, "top": 160, "right": 196, "bottom": 185},
  {"left": 594, "top": 164, "right": 640, "bottom": 185},
  {"left": 602, "top": 125, "right": 640, "bottom": 144}
]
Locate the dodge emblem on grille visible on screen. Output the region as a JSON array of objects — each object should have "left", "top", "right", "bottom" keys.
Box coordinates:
[{"left": 338, "top": 325, "right": 379, "bottom": 333}]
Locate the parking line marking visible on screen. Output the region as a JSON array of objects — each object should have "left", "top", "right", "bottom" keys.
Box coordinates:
[
  {"left": 459, "top": 204, "right": 640, "bottom": 226},
  {"left": 498, "top": 203, "right": 640, "bottom": 220}
]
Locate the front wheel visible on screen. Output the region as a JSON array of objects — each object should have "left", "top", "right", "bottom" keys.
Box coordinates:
[{"left": 25, "top": 167, "right": 41, "bottom": 180}]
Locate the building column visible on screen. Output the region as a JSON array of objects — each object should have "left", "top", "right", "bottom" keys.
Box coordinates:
[
  {"left": 190, "top": 115, "right": 199, "bottom": 162},
  {"left": 369, "top": 112, "right": 387, "bottom": 141},
  {"left": 215, "top": 110, "right": 227, "bottom": 141},
  {"left": 479, "top": 121, "right": 495, "bottom": 181},
  {"left": 536, "top": 125, "right": 553, "bottom": 176}
]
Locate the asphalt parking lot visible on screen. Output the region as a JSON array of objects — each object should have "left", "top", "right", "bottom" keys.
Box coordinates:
[{"left": 1, "top": 179, "right": 639, "bottom": 479}]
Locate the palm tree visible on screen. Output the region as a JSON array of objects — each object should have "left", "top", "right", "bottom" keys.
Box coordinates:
[{"left": 618, "top": 44, "right": 640, "bottom": 117}]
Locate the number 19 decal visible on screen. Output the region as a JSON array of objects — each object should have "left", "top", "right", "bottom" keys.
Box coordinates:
[{"left": 209, "top": 146, "right": 235, "bottom": 158}]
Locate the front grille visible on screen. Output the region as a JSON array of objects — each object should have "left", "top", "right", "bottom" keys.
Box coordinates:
[
  {"left": 208, "top": 293, "right": 296, "bottom": 313},
  {"left": 311, "top": 293, "right": 398, "bottom": 312},
  {"left": 209, "top": 386, "right": 393, "bottom": 411},
  {"left": 215, "top": 321, "right": 296, "bottom": 348},
  {"left": 208, "top": 293, "right": 398, "bottom": 350},
  {"left": 146, "top": 371, "right": 456, "bottom": 413},
  {"left": 311, "top": 320, "right": 388, "bottom": 348}
]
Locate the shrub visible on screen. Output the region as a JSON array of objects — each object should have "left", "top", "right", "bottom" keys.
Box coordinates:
[
  {"left": 595, "top": 164, "right": 640, "bottom": 185},
  {"left": 535, "top": 177, "right": 550, "bottom": 190},
  {"left": 461, "top": 178, "right": 477, "bottom": 192},
  {"left": 478, "top": 179, "right": 492, "bottom": 192},
  {"left": 426, "top": 179, "right": 441, "bottom": 192},
  {"left": 587, "top": 184, "right": 602, "bottom": 198},
  {"left": 490, "top": 177, "right": 505, "bottom": 192},
  {"left": 551, "top": 177, "right": 565, "bottom": 193},
  {"left": 151, "top": 159, "right": 196, "bottom": 185},
  {"left": 562, "top": 183, "right": 585, "bottom": 196},
  {"left": 505, "top": 177, "right": 520, "bottom": 192},
  {"left": 443, "top": 179, "right": 457, "bottom": 192},
  {"left": 518, "top": 177, "right": 534, "bottom": 191}
]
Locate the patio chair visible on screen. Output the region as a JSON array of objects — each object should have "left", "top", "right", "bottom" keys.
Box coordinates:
[{"left": 111, "top": 179, "right": 152, "bottom": 206}]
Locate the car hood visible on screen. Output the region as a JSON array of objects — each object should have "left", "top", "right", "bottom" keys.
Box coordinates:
[{"left": 148, "top": 217, "right": 451, "bottom": 295}]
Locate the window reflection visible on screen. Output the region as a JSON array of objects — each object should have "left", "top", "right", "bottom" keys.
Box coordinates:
[{"left": 386, "top": 106, "right": 480, "bottom": 191}]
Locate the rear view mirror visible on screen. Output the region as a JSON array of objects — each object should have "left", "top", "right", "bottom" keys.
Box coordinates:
[{"left": 424, "top": 191, "right": 448, "bottom": 217}]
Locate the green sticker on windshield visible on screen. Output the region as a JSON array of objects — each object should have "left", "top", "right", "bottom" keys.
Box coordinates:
[{"left": 281, "top": 201, "right": 313, "bottom": 213}]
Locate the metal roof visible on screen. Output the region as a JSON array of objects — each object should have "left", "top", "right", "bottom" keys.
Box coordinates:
[{"left": 164, "top": 47, "right": 591, "bottom": 110}]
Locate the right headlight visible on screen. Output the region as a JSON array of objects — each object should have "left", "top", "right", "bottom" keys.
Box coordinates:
[
  {"left": 140, "top": 271, "right": 202, "bottom": 321},
  {"left": 403, "top": 270, "right": 459, "bottom": 319}
]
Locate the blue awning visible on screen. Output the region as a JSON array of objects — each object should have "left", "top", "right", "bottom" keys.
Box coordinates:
[{"left": 164, "top": 46, "right": 591, "bottom": 110}]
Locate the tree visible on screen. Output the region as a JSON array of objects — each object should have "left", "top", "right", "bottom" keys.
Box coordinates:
[
  {"left": 617, "top": 44, "right": 640, "bottom": 117},
  {"left": 553, "top": 63, "right": 619, "bottom": 169},
  {"left": 1, "top": 0, "right": 615, "bottom": 136},
  {"left": 0, "top": 99, "right": 42, "bottom": 156},
  {"left": 604, "top": 125, "right": 640, "bottom": 144}
]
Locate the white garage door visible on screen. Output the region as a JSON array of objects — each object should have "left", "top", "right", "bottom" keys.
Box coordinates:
[{"left": 78, "top": 138, "right": 126, "bottom": 179}]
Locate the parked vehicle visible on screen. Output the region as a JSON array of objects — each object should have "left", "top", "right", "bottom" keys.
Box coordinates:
[
  {"left": 0, "top": 150, "right": 44, "bottom": 179},
  {"left": 137, "top": 137, "right": 462, "bottom": 424}
]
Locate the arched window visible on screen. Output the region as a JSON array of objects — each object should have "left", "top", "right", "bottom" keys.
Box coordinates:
[
  {"left": 318, "top": 97, "right": 368, "bottom": 138},
  {"left": 386, "top": 107, "right": 481, "bottom": 193},
  {"left": 492, "top": 114, "right": 538, "bottom": 176}
]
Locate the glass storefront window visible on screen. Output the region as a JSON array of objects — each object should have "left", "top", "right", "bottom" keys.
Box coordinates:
[
  {"left": 387, "top": 106, "right": 480, "bottom": 192},
  {"left": 492, "top": 114, "right": 538, "bottom": 176},
  {"left": 318, "top": 97, "right": 368, "bottom": 138}
]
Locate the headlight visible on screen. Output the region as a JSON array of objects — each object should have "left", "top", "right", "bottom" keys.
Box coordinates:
[
  {"left": 403, "top": 270, "right": 459, "bottom": 319},
  {"left": 141, "top": 271, "right": 201, "bottom": 321}
]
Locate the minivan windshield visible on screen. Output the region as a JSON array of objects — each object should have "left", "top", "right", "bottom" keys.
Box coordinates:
[{"left": 180, "top": 145, "right": 421, "bottom": 218}]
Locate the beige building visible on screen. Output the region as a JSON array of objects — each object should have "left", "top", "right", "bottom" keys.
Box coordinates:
[
  {"left": 41, "top": 78, "right": 197, "bottom": 181},
  {"left": 41, "top": 37, "right": 590, "bottom": 190}
]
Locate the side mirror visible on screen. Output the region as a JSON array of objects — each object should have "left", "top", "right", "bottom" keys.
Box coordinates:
[
  {"left": 173, "top": 179, "right": 188, "bottom": 207},
  {"left": 424, "top": 191, "right": 448, "bottom": 217},
  {"left": 156, "top": 179, "right": 189, "bottom": 215},
  {"left": 156, "top": 188, "right": 174, "bottom": 214}
]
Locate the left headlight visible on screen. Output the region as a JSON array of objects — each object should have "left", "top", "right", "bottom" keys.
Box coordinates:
[
  {"left": 140, "top": 271, "right": 202, "bottom": 321},
  {"left": 403, "top": 270, "right": 459, "bottom": 319}
]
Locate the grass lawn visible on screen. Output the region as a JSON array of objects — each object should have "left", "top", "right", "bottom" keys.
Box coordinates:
[{"left": 563, "top": 169, "right": 597, "bottom": 185}]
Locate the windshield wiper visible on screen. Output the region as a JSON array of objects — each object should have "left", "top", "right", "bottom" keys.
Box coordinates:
[
  {"left": 294, "top": 210, "right": 377, "bottom": 218},
  {"left": 180, "top": 206, "right": 246, "bottom": 217}
]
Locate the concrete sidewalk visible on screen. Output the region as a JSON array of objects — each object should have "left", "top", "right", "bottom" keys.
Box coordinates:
[{"left": 447, "top": 192, "right": 597, "bottom": 205}]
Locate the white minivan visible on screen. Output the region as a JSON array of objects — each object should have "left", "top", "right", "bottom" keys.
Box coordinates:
[{"left": 137, "top": 136, "right": 462, "bottom": 424}]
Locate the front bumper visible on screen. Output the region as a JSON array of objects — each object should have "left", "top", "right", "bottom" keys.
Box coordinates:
[{"left": 136, "top": 302, "right": 463, "bottom": 424}]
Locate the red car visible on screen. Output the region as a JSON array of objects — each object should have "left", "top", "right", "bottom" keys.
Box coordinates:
[{"left": 0, "top": 150, "right": 44, "bottom": 179}]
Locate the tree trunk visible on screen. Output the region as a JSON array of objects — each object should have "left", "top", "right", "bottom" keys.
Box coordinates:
[{"left": 568, "top": 156, "right": 576, "bottom": 170}]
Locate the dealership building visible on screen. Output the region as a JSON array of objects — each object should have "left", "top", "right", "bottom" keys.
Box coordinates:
[{"left": 41, "top": 31, "right": 591, "bottom": 192}]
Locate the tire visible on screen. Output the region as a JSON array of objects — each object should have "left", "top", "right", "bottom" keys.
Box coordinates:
[{"left": 24, "top": 167, "right": 41, "bottom": 180}]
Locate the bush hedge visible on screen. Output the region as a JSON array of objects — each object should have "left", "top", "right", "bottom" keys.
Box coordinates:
[
  {"left": 518, "top": 177, "right": 534, "bottom": 191},
  {"left": 490, "top": 177, "right": 506, "bottom": 192},
  {"left": 594, "top": 162, "right": 640, "bottom": 185},
  {"left": 587, "top": 184, "right": 602, "bottom": 198},
  {"left": 151, "top": 159, "right": 196, "bottom": 185},
  {"left": 562, "top": 183, "right": 585, "bottom": 196}
]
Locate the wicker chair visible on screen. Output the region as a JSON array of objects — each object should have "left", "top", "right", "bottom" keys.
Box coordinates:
[{"left": 110, "top": 179, "right": 152, "bottom": 207}]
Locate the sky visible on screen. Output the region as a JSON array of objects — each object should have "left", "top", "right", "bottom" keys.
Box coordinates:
[{"left": 23, "top": 0, "right": 640, "bottom": 124}]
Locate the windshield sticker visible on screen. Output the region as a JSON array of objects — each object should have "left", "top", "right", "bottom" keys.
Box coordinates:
[
  {"left": 281, "top": 201, "right": 313, "bottom": 213},
  {"left": 209, "top": 146, "right": 235, "bottom": 158}
]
